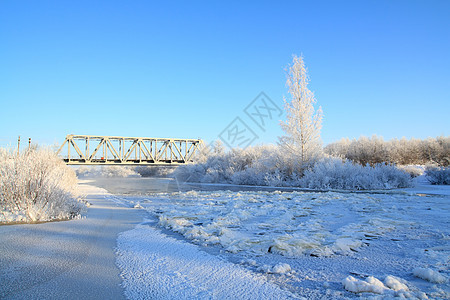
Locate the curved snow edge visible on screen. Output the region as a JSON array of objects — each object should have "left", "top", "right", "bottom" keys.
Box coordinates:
[{"left": 116, "top": 221, "right": 298, "bottom": 299}]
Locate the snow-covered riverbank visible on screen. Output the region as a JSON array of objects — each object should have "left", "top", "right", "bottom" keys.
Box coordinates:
[{"left": 0, "top": 184, "right": 145, "bottom": 299}]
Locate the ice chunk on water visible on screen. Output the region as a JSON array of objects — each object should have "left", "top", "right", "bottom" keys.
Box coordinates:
[
  {"left": 413, "top": 267, "right": 447, "bottom": 283},
  {"left": 384, "top": 275, "right": 409, "bottom": 291},
  {"left": 342, "top": 276, "right": 387, "bottom": 294},
  {"left": 333, "top": 238, "right": 362, "bottom": 254},
  {"left": 271, "top": 263, "right": 291, "bottom": 274}
]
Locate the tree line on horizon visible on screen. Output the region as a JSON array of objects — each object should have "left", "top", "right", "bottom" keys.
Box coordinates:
[{"left": 324, "top": 135, "right": 449, "bottom": 167}]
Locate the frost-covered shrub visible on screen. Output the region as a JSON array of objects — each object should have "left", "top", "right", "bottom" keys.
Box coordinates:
[
  {"left": 425, "top": 166, "right": 450, "bottom": 185},
  {"left": 135, "top": 166, "right": 177, "bottom": 177},
  {"left": 397, "top": 165, "right": 424, "bottom": 178},
  {"left": 174, "top": 144, "right": 290, "bottom": 186},
  {"left": 0, "top": 148, "right": 85, "bottom": 223},
  {"left": 174, "top": 144, "right": 412, "bottom": 190},
  {"left": 75, "top": 166, "right": 140, "bottom": 178},
  {"left": 299, "top": 157, "right": 413, "bottom": 190},
  {"left": 325, "top": 135, "right": 450, "bottom": 166}
]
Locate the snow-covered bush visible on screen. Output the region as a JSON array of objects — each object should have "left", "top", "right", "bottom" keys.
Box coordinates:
[
  {"left": 0, "top": 147, "right": 85, "bottom": 223},
  {"left": 135, "top": 166, "right": 177, "bottom": 177},
  {"left": 397, "top": 165, "right": 424, "bottom": 178},
  {"left": 174, "top": 144, "right": 294, "bottom": 186},
  {"left": 425, "top": 166, "right": 450, "bottom": 185},
  {"left": 300, "top": 157, "right": 412, "bottom": 190},
  {"left": 325, "top": 135, "right": 450, "bottom": 166},
  {"left": 75, "top": 166, "right": 140, "bottom": 178},
  {"left": 174, "top": 144, "right": 412, "bottom": 190}
]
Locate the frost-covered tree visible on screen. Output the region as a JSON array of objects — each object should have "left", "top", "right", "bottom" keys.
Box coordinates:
[{"left": 279, "top": 55, "right": 323, "bottom": 166}]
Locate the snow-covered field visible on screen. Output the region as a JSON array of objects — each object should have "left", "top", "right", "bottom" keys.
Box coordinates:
[{"left": 113, "top": 178, "right": 450, "bottom": 299}]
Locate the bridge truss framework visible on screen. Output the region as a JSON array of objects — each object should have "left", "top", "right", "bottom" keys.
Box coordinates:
[{"left": 56, "top": 135, "right": 203, "bottom": 165}]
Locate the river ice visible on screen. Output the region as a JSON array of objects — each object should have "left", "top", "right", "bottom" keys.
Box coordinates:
[{"left": 115, "top": 183, "right": 449, "bottom": 299}]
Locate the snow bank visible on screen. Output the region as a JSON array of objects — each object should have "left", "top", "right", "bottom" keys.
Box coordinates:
[
  {"left": 413, "top": 267, "right": 448, "bottom": 284},
  {"left": 116, "top": 222, "right": 296, "bottom": 299}
]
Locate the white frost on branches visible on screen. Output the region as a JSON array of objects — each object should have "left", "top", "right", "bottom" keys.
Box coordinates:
[
  {"left": 0, "top": 148, "right": 85, "bottom": 223},
  {"left": 279, "top": 55, "right": 323, "bottom": 167}
]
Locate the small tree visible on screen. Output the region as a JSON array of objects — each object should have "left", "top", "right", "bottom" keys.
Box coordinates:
[{"left": 279, "top": 55, "right": 323, "bottom": 167}]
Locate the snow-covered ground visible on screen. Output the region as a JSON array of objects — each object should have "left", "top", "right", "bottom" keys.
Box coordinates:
[
  {"left": 0, "top": 184, "right": 146, "bottom": 300},
  {"left": 114, "top": 176, "right": 450, "bottom": 299},
  {"left": 1, "top": 176, "right": 448, "bottom": 299}
]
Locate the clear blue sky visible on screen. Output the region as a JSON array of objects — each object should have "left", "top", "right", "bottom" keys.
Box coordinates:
[{"left": 1, "top": 0, "right": 449, "bottom": 148}]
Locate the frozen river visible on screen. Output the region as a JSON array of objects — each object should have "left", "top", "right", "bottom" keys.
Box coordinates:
[
  {"left": 84, "top": 176, "right": 316, "bottom": 194},
  {"left": 84, "top": 177, "right": 450, "bottom": 299},
  {"left": 2, "top": 176, "right": 447, "bottom": 299}
]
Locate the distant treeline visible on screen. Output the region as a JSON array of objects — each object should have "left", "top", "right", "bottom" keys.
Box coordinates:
[{"left": 324, "top": 136, "right": 449, "bottom": 166}]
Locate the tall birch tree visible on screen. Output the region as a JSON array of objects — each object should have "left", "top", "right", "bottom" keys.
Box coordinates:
[{"left": 279, "top": 55, "right": 323, "bottom": 165}]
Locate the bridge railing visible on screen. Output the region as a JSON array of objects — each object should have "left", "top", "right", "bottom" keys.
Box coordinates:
[{"left": 56, "top": 134, "right": 203, "bottom": 165}]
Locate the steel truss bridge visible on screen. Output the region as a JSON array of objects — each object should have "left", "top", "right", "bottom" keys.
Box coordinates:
[{"left": 56, "top": 135, "right": 203, "bottom": 165}]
